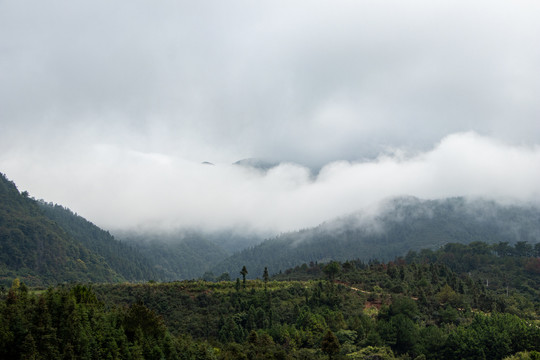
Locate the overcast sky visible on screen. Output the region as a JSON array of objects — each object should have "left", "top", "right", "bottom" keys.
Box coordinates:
[{"left": 1, "top": 1, "right": 540, "bottom": 235}]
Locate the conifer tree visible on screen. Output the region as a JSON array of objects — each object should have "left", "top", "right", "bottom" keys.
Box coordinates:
[
  {"left": 263, "top": 267, "right": 269, "bottom": 290},
  {"left": 321, "top": 329, "right": 340, "bottom": 359},
  {"left": 240, "top": 266, "right": 248, "bottom": 288}
]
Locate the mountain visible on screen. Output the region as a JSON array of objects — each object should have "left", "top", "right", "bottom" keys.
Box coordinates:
[
  {"left": 0, "top": 172, "right": 122, "bottom": 285},
  {"left": 116, "top": 231, "right": 230, "bottom": 280},
  {"left": 233, "top": 158, "right": 280, "bottom": 171},
  {"left": 0, "top": 171, "right": 247, "bottom": 284},
  {"left": 37, "top": 201, "right": 163, "bottom": 281},
  {"left": 113, "top": 228, "right": 268, "bottom": 280},
  {"left": 211, "top": 197, "right": 540, "bottom": 279},
  {"left": 0, "top": 172, "right": 167, "bottom": 286},
  {"left": 4, "top": 168, "right": 540, "bottom": 285}
]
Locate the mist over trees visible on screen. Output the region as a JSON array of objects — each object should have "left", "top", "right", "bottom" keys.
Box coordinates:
[
  {"left": 211, "top": 197, "right": 540, "bottom": 279},
  {"left": 3, "top": 171, "right": 540, "bottom": 358},
  {"left": 0, "top": 173, "right": 125, "bottom": 285},
  {"left": 3, "top": 171, "right": 540, "bottom": 286}
]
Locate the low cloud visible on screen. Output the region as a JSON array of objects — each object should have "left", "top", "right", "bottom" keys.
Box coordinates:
[
  {"left": 2, "top": 1, "right": 540, "bottom": 238},
  {"left": 2, "top": 133, "right": 539, "bottom": 235}
]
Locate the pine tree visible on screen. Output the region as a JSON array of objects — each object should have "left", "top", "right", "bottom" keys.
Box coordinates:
[
  {"left": 321, "top": 329, "right": 340, "bottom": 359},
  {"left": 240, "top": 266, "right": 248, "bottom": 288},
  {"left": 263, "top": 267, "right": 269, "bottom": 290}
]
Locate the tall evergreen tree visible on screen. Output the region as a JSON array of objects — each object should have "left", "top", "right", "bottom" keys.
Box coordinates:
[
  {"left": 321, "top": 329, "right": 340, "bottom": 359},
  {"left": 263, "top": 267, "right": 269, "bottom": 290},
  {"left": 240, "top": 266, "right": 248, "bottom": 288}
]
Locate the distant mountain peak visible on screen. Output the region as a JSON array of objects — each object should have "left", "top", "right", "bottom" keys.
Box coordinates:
[{"left": 233, "top": 158, "right": 280, "bottom": 171}]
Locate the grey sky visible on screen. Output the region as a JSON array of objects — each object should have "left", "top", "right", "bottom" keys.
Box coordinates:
[{"left": 1, "top": 1, "right": 540, "bottom": 234}]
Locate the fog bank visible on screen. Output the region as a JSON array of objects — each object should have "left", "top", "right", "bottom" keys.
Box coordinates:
[{"left": 2, "top": 133, "right": 539, "bottom": 235}]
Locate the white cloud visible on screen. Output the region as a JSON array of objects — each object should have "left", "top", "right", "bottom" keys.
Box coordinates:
[
  {"left": 2, "top": 1, "right": 540, "bottom": 164},
  {"left": 2, "top": 133, "right": 539, "bottom": 236},
  {"left": 1, "top": 1, "right": 540, "bottom": 236}
]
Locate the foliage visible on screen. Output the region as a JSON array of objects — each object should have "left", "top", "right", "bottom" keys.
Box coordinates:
[
  {"left": 38, "top": 201, "right": 162, "bottom": 281},
  {"left": 0, "top": 173, "right": 124, "bottom": 286},
  {"left": 504, "top": 351, "right": 540, "bottom": 360},
  {"left": 120, "top": 232, "right": 230, "bottom": 280},
  {"left": 0, "top": 282, "right": 180, "bottom": 360},
  {"left": 2, "top": 238, "right": 540, "bottom": 359},
  {"left": 211, "top": 197, "right": 540, "bottom": 278},
  {"left": 1, "top": 173, "right": 232, "bottom": 284}
]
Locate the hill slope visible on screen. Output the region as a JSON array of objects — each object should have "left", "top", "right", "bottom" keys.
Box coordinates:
[
  {"left": 211, "top": 197, "right": 540, "bottom": 278},
  {"left": 0, "top": 172, "right": 180, "bottom": 285},
  {"left": 0, "top": 173, "right": 122, "bottom": 285},
  {"left": 119, "top": 232, "right": 230, "bottom": 280},
  {"left": 37, "top": 201, "right": 163, "bottom": 281}
]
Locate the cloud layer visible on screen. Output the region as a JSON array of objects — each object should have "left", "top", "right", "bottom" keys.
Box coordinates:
[
  {"left": 2, "top": 133, "right": 539, "bottom": 234},
  {"left": 2, "top": 1, "right": 540, "bottom": 163},
  {"left": 1, "top": 1, "right": 540, "bottom": 234}
]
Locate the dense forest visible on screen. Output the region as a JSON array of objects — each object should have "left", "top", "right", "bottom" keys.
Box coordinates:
[
  {"left": 2, "top": 241, "right": 540, "bottom": 359},
  {"left": 118, "top": 232, "right": 229, "bottom": 281},
  {"left": 0, "top": 173, "right": 124, "bottom": 285},
  {"left": 0, "top": 172, "right": 178, "bottom": 286},
  {"left": 211, "top": 197, "right": 540, "bottom": 278},
  {"left": 38, "top": 202, "right": 163, "bottom": 282},
  {"left": 1, "top": 172, "right": 248, "bottom": 283}
]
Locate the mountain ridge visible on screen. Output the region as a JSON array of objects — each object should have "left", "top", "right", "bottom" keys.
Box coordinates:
[
  {"left": 0, "top": 172, "right": 188, "bottom": 285},
  {"left": 3, "top": 170, "right": 540, "bottom": 285},
  {"left": 211, "top": 196, "right": 540, "bottom": 279},
  {"left": 0, "top": 172, "right": 123, "bottom": 285}
]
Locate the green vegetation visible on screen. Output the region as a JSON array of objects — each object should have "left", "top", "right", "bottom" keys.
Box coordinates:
[
  {"left": 211, "top": 197, "right": 540, "bottom": 278},
  {"left": 0, "top": 281, "right": 180, "bottom": 359},
  {"left": 38, "top": 201, "right": 162, "bottom": 281},
  {"left": 3, "top": 171, "right": 540, "bottom": 358},
  {"left": 1, "top": 172, "right": 235, "bottom": 283},
  {"left": 123, "top": 233, "right": 230, "bottom": 281},
  {"left": 3, "top": 241, "right": 540, "bottom": 359},
  {"left": 0, "top": 173, "right": 124, "bottom": 285},
  {"left": 4, "top": 172, "right": 540, "bottom": 286}
]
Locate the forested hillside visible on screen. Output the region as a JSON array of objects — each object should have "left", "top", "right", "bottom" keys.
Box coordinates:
[
  {"left": 1, "top": 173, "right": 177, "bottom": 285},
  {"left": 2, "top": 241, "right": 540, "bottom": 359},
  {"left": 37, "top": 202, "right": 163, "bottom": 281},
  {"left": 1, "top": 172, "right": 242, "bottom": 283},
  {"left": 0, "top": 173, "right": 123, "bottom": 286},
  {"left": 3, "top": 170, "right": 540, "bottom": 289},
  {"left": 114, "top": 228, "right": 267, "bottom": 280},
  {"left": 212, "top": 197, "right": 540, "bottom": 279},
  {"left": 277, "top": 241, "right": 540, "bottom": 313},
  {"left": 121, "top": 233, "right": 230, "bottom": 280}
]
